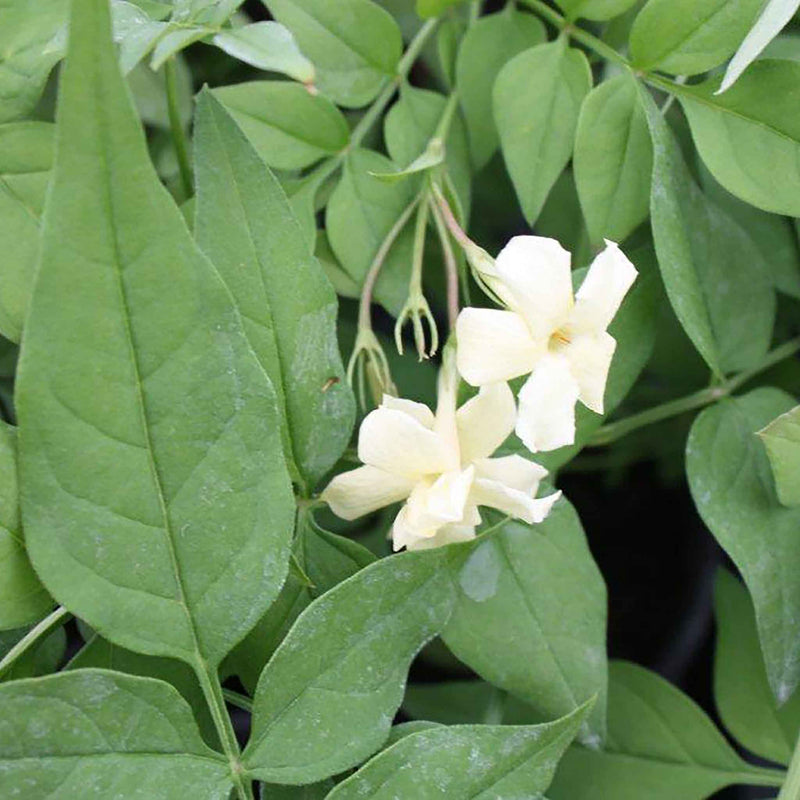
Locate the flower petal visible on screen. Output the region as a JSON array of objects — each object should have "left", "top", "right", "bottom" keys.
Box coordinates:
[
  {"left": 456, "top": 308, "right": 540, "bottom": 385},
  {"left": 473, "top": 454, "right": 548, "bottom": 494},
  {"left": 516, "top": 355, "right": 580, "bottom": 452},
  {"left": 322, "top": 465, "right": 413, "bottom": 521},
  {"left": 358, "top": 407, "right": 452, "bottom": 478},
  {"left": 494, "top": 236, "right": 574, "bottom": 340},
  {"left": 456, "top": 382, "right": 516, "bottom": 463},
  {"left": 471, "top": 480, "right": 561, "bottom": 524},
  {"left": 403, "top": 522, "right": 478, "bottom": 551},
  {"left": 380, "top": 394, "right": 435, "bottom": 428},
  {"left": 571, "top": 240, "right": 637, "bottom": 334},
  {"left": 564, "top": 331, "right": 616, "bottom": 414}
]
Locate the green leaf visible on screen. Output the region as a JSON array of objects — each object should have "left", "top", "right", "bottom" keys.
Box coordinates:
[
  {"left": 327, "top": 703, "right": 591, "bottom": 799},
  {"left": 720, "top": 0, "right": 800, "bottom": 92},
  {"left": 384, "top": 83, "right": 471, "bottom": 215},
  {"left": 442, "top": 500, "right": 608, "bottom": 744},
  {"left": 0, "top": 670, "right": 233, "bottom": 798},
  {"left": 455, "top": 5, "right": 545, "bottom": 170},
  {"left": 0, "top": 421, "right": 51, "bottom": 630},
  {"left": 555, "top": 0, "right": 640, "bottom": 21},
  {"left": 550, "top": 662, "right": 774, "bottom": 799},
  {"left": 714, "top": 569, "right": 800, "bottom": 766},
  {"left": 494, "top": 39, "right": 592, "bottom": 224},
  {"left": 151, "top": 26, "right": 210, "bottom": 70},
  {"left": 0, "top": 122, "right": 53, "bottom": 344},
  {"left": 193, "top": 90, "right": 354, "bottom": 489},
  {"left": 680, "top": 61, "right": 800, "bottom": 218},
  {"left": 369, "top": 138, "right": 445, "bottom": 184},
  {"left": 264, "top": 0, "right": 403, "bottom": 108},
  {"left": 67, "top": 633, "right": 219, "bottom": 749},
  {"left": 574, "top": 75, "right": 652, "bottom": 246},
  {"left": 241, "top": 546, "right": 462, "bottom": 784},
  {"left": 687, "top": 388, "right": 800, "bottom": 702},
  {"left": 629, "top": 0, "right": 765, "bottom": 75},
  {"left": 758, "top": 404, "right": 800, "bottom": 506},
  {"left": 264, "top": 781, "right": 334, "bottom": 799},
  {"left": 326, "top": 147, "right": 417, "bottom": 316},
  {"left": 638, "top": 84, "right": 775, "bottom": 376},
  {"left": 111, "top": 0, "right": 169, "bottom": 74},
  {"left": 212, "top": 21, "right": 314, "bottom": 81},
  {"left": 0, "top": 0, "right": 68, "bottom": 122},
  {"left": 211, "top": 81, "right": 349, "bottom": 171},
  {"left": 16, "top": 0, "right": 295, "bottom": 668}
]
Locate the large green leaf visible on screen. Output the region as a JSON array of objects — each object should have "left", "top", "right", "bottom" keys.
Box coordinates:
[
  {"left": 442, "top": 500, "right": 607, "bottom": 743},
  {"left": 16, "top": 0, "right": 295, "bottom": 668},
  {"left": 0, "top": 0, "right": 68, "bottom": 122},
  {"left": 629, "top": 0, "right": 765, "bottom": 75},
  {"left": 325, "top": 147, "right": 417, "bottom": 316},
  {"left": 549, "top": 661, "right": 778, "bottom": 799},
  {"left": 574, "top": 75, "right": 651, "bottom": 246},
  {"left": 211, "top": 81, "right": 349, "bottom": 171},
  {"left": 455, "top": 5, "right": 545, "bottom": 170},
  {"left": 494, "top": 39, "right": 592, "bottom": 224},
  {"left": 0, "top": 420, "right": 51, "bottom": 630},
  {"left": 0, "top": 670, "right": 232, "bottom": 798},
  {"left": 639, "top": 85, "right": 775, "bottom": 376},
  {"left": 714, "top": 569, "right": 800, "bottom": 766},
  {"left": 687, "top": 389, "right": 800, "bottom": 702},
  {"left": 680, "top": 61, "right": 800, "bottom": 218},
  {"left": 67, "top": 632, "right": 219, "bottom": 749},
  {"left": 0, "top": 122, "right": 54, "bottom": 343},
  {"left": 758, "top": 404, "right": 800, "bottom": 507},
  {"left": 193, "top": 91, "right": 354, "bottom": 490},
  {"left": 327, "top": 703, "right": 590, "bottom": 799},
  {"left": 241, "top": 546, "right": 462, "bottom": 784},
  {"left": 384, "top": 82, "right": 471, "bottom": 217},
  {"left": 264, "top": 0, "right": 402, "bottom": 108}
]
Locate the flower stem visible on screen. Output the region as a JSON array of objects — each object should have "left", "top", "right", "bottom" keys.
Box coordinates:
[
  {"left": 779, "top": 734, "right": 800, "bottom": 799},
  {"left": 0, "top": 606, "right": 71, "bottom": 680},
  {"left": 589, "top": 336, "right": 800, "bottom": 446},
  {"left": 431, "top": 199, "right": 461, "bottom": 329},
  {"left": 165, "top": 58, "right": 192, "bottom": 198}
]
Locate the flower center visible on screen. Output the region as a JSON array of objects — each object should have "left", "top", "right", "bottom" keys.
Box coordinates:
[{"left": 549, "top": 328, "right": 572, "bottom": 351}]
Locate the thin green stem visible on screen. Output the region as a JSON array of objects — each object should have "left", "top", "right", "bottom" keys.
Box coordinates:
[
  {"left": 0, "top": 606, "right": 71, "bottom": 680},
  {"left": 430, "top": 198, "right": 461, "bottom": 328},
  {"left": 779, "top": 734, "right": 800, "bottom": 798},
  {"left": 195, "top": 660, "right": 253, "bottom": 800},
  {"left": 589, "top": 337, "right": 800, "bottom": 446},
  {"left": 165, "top": 58, "right": 192, "bottom": 197},
  {"left": 223, "top": 688, "right": 254, "bottom": 713},
  {"left": 519, "top": 0, "right": 629, "bottom": 67}
]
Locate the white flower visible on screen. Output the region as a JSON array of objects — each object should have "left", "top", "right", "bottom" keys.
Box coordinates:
[
  {"left": 456, "top": 236, "right": 637, "bottom": 453},
  {"left": 322, "top": 349, "right": 560, "bottom": 551}
]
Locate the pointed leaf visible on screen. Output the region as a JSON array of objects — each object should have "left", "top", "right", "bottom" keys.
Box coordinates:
[
  {"left": 0, "top": 670, "right": 232, "bottom": 798},
  {"left": 494, "top": 40, "right": 592, "bottom": 224},
  {"left": 211, "top": 81, "right": 349, "bottom": 170},
  {"left": 455, "top": 5, "right": 546, "bottom": 170},
  {"left": 442, "top": 500, "right": 608, "bottom": 744},
  {"left": 549, "top": 662, "right": 774, "bottom": 799},
  {"left": 327, "top": 704, "right": 591, "bottom": 800},
  {"left": 714, "top": 569, "right": 800, "bottom": 766},
  {"left": 758, "top": 404, "right": 800, "bottom": 507},
  {"left": 16, "top": 0, "right": 295, "bottom": 668},
  {"left": 264, "top": 0, "right": 402, "bottom": 108},
  {"left": 574, "top": 75, "right": 652, "bottom": 246},
  {"left": 212, "top": 22, "right": 314, "bottom": 81},
  {"left": 687, "top": 389, "right": 800, "bottom": 702},
  {"left": 680, "top": 61, "right": 800, "bottom": 217},
  {"left": 638, "top": 84, "right": 775, "bottom": 376},
  {"left": 242, "top": 547, "right": 462, "bottom": 784}
]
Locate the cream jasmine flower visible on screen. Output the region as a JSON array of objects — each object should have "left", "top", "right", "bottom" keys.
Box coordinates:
[
  {"left": 322, "top": 349, "right": 560, "bottom": 551},
  {"left": 456, "top": 237, "right": 637, "bottom": 453}
]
